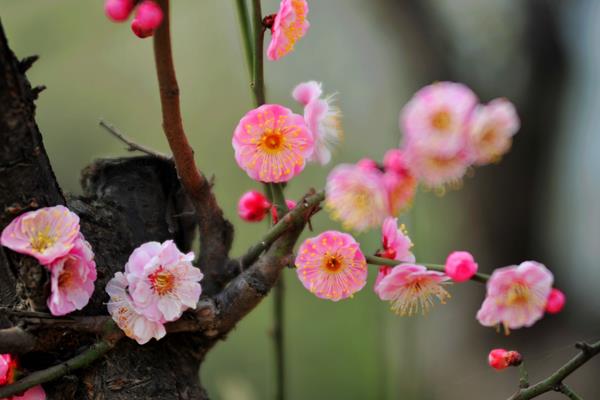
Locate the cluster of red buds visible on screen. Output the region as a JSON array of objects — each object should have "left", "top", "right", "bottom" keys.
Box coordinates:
[{"left": 104, "top": 0, "right": 164, "bottom": 38}]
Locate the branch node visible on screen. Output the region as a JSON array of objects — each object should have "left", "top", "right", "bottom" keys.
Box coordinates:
[{"left": 18, "top": 55, "right": 39, "bottom": 73}]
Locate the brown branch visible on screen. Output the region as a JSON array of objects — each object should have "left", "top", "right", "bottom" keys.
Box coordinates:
[
  {"left": 0, "top": 326, "right": 36, "bottom": 354},
  {"left": 99, "top": 119, "right": 170, "bottom": 160},
  {"left": 152, "top": 0, "right": 233, "bottom": 296},
  {"left": 508, "top": 340, "right": 600, "bottom": 400}
]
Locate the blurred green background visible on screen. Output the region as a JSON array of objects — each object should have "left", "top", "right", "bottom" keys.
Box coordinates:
[{"left": 2, "top": 0, "right": 600, "bottom": 399}]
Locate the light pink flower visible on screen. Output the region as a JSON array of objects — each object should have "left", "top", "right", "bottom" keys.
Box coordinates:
[
  {"left": 545, "top": 288, "right": 566, "bottom": 314},
  {"left": 0, "top": 205, "right": 80, "bottom": 265},
  {"left": 445, "top": 251, "right": 478, "bottom": 282},
  {"left": 232, "top": 104, "right": 314, "bottom": 183},
  {"left": 0, "top": 354, "right": 16, "bottom": 386},
  {"left": 267, "top": 0, "right": 309, "bottom": 61},
  {"left": 293, "top": 81, "right": 343, "bottom": 165},
  {"left": 106, "top": 272, "right": 166, "bottom": 345},
  {"left": 131, "top": 0, "right": 163, "bottom": 38},
  {"left": 404, "top": 143, "right": 471, "bottom": 189},
  {"left": 295, "top": 231, "right": 367, "bottom": 301},
  {"left": 47, "top": 237, "right": 97, "bottom": 316},
  {"left": 11, "top": 385, "right": 46, "bottom": 400},
  {"left": 271, "top": 199, "right": 297, "bottom": 224},
  {"left": 104, "top": 0, "right": 134, "bottom": 22},
  {"left": 476, "top": 261, "right": 553, "bottom": 332},
  {"left": 400, "top": 81, "right": 477, "bottom": 155},
  {"left": 325, "top": 163, "right": 389, "bottom": 232},
  {"left": 375, "top": 264, "right": 450, "bottom": 316},
  {"left": 468, "top": 98, "right": 520, "bottom": 165},
  {"left": 238, "top": 190, "right": 271, "bottom": 222},
  {"left": 374, "top": 217, "right": 416, "bottom": 289},
  {"left": 125, "top": 241, "right": 203, "bottom": 322}
]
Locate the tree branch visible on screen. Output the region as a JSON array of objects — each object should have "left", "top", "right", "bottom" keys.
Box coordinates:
[
  {"left": 508, "top": 340, "right": 600, "bottom": 400},
  {"left": 152, "top": 0, "right": 233, "bottom": 295},
  {"left": 99, "top": 119, "right": 170, "bottom": 160}
]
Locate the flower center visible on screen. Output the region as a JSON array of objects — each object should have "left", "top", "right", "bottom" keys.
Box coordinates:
[
  {"left": 481, "top": 127, "right": 497, "bottom": 145},
  {"left": 30, "top": 230, "right": 56, "bottom": 253},
  {"left": 431, "top": 110, "right": 451, "bottom": 131},
  {"left": 59, "top": 270, "right": 73, "bottom": 288},
  {"left": 260, "top": 130, "right": 284, "bottom": 153},
  {"left": 149, "top": 267, "right": 175, "bottom": 296},
  {"left": 323, "top": 254, "right": 344, "bottom": 273},
  {"left": 506, "top": 283, "right": 530, "bottom": 306}
]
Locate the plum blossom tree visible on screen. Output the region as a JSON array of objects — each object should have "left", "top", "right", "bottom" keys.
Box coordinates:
[{"left": 0, "top": 1, "right": 596, "bottom": 399}]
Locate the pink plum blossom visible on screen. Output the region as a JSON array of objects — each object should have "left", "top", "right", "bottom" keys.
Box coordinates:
[
  {"left": 400, "top": 81, "right": 477, "bottom": 156},
  {"left": 0, "top": 205, "right": 80, "bottom": 265},
  {"left": 476, "top": 261, "right": 553, "bottom": 332},
  {"left": 295, "top": 231, "right": 367, "bottom": 301},
  {"left": 325, "top": 163, "right": 389, "bottom": 232},
  {"left": 382, "top": 149, "right": 417, "bottom": 214},
  {"left": 374, "top": 263, "right": 450, "bottom": 316},
  {"left": 488, "top": 349, "right": 522, "bottom": 370},
  {"left": 293, "top": 81, "right": 343, "bottom": 165},
  {"left": 238, "top": 190, "right": 271, "bottom": 222},
  {"left": 445, "top": 251, "right": 478, "bottom": 282},
  {"left": 545, "top": 288, "right": 566, "bottom": 314},
  {"left": 267, "top": 0, "right": 309, "bottom": 61},
  {"left": 104, "top": 0, "right": 134, "bottom": 22},
  {"left": 131, "top": 0, "right": 163, "bottom": 38},
  {"left": 468, "top": 98, "right": 520, "bottom": 165},
  {"left": 47, "top": 237, "right": 97, "bottom": 316},
  {"left": 106, "top": 272, "right": 166, "bottom": 345},
  {"left": 232, "top": 104, "right": 314, "bottom": 183},
  {"left": 125, "top": 240, "right": 203, "bottom": 322},
  {"left": 375, "top": 217, "right": 415, "bottom": 289},
  {"left": 11, "top": 385, "right": 47, "bottom": 400},
  {"left": 271, "top": 199, "right": 297, "bottom": 224},
  {"left": 0, "top": 354, "right": 16, "bottom": 386},
  {"left": 404, "top": 143, "right": 472, "bottom": 189}
]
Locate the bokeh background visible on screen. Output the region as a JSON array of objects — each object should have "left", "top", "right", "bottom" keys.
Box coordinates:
[{"left": 2, "top": 0, "right": 600, "bottom": 398}]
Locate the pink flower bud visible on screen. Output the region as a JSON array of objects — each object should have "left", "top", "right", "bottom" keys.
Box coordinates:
[
  {"left": 488, "top": 349, "right": 522, "bottom": 370},
  {"left": 271, "top": 199, "right": 297, "bottom": 224},
  {"left": 238, "top": 191, "right": 271, "bottom": 222},
  {"left": 131, "top": 0, "right": 164, "bottom": 38},
  {"left": 383, "top": 148, "right": 410, "bottom": 176},
  {"left": 105, "top": 0, "right": 134, "bottom": 22},
  {"left": 356, "top": 158, "right": 379, "bottom": 171},
  {"left": 545, "top": 288, "right": 566, "bottom": 314},
  {"left": 445, "top": 251, "right": 478, "bottom": 282}
]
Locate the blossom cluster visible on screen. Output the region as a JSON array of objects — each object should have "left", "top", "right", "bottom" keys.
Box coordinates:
[
  {"left": 106, "top": 240, "right": 203, "bottom": 344},
  {"left": 294, "top": 218, "right": 565, "bottom": 333},
  {"left": 0, "top": 206, "right": 97, "bottom": 316},
  {"left": 104, "top": 0, "right": 164, "bottom": 38},
  {"left": 1, "top": 354, "right": 45, "bottom": 399}
]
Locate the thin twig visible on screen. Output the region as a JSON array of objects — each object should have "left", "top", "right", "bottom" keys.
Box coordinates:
[
  {"left": 99, "top": 119, "right": 170, "bottom": 160},
  {"left": 519, "top": 363, "right": 529, "bottom": 389},
  {"left": 508, "top": 340, "right": 600, "bottom": 400},
  {"left": 364, "top": 255, "right": 490, "bottom": 284},
  {"left": 234, "top": 0, "right": 254, "bottom": 81},
  {"left": 251, "top": 0, "right": 266, "bottom": 107}
]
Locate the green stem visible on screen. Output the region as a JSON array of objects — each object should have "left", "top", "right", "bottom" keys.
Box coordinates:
[
  {"left": 234, "top": 0, "right": 254, "bottom": 81},
  {"left": 251, "top": 0, "right": 266, "bottom": 106},
  {"left": 271, "top": 183, "right": 288, "bottom": 219},
  {"left": 364, "top": 254, "right": 490, "bottom": 284},
  {"left": 555, "top": 383, "right": 583, "bottom": 400},
  {"left": 519, "top": 362, "right": 529, "bottom": 389}
]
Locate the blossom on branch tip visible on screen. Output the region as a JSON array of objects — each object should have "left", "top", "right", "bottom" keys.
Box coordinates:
[
  {"left": 325, "top": 163, "right": 389, "bottom": 232},
  {"left": 104, "top": 0, "right": 134, "bottom": 22},
  {"left": 0, "top": 354, "right": 45, "bottom": 399},
  {"left": 476, "top": 261, "right": 553, "bottom": 332},
  {"left": 47, "top": 236, "right": 97, "bottom": 316},
  {"left": 374, "top": 263, "right": 450, "bottom": 316},
  {"left": 271, "top": 199, "right": 297, "bottom": 224},
  {"left": 11, "top": 385, "right": 46, "bottom": 400},
  {"left": 238, "top": 191, "right": 272, "bottom": 222},
  {"left": 488, "top": 349, "right": 522, "bottom": 370},
  {"left": 400, "top": 81, "right": 477, "bottom": 156},
  {"left": 293, "top": 81, "right": 343, "bottom": 165},
  {"left": 131, "top": 0, "right": 163, "bottom": 38},
  {"left": 0, "top": 205, "right": 80, "bottom": 265},
  {"left": 125, "top": 240, "right": 203, "bottom": 322},
  {"left": 545, "top": 288, "right": 566, "bottom": 314},
  {"left": 375, "top": 217, "right": 415, "bottom": 289},
  {"left": 295, "top": 231, "right": 367, "bottom": 301},
  {"left": 267, "top": 0, "right": 310, "bottom": 61},
  {"left": 106, "top": 272, "right": 166, "bottom": 345},
  {"left": 233, "top": 104, "right": 314, "bottom": 183},
  {"left": 445, "top": 251, "right": 478, "bottom": 282},
  {"left": 467, "top": 98, "right": 520, "bottom": 165}
]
